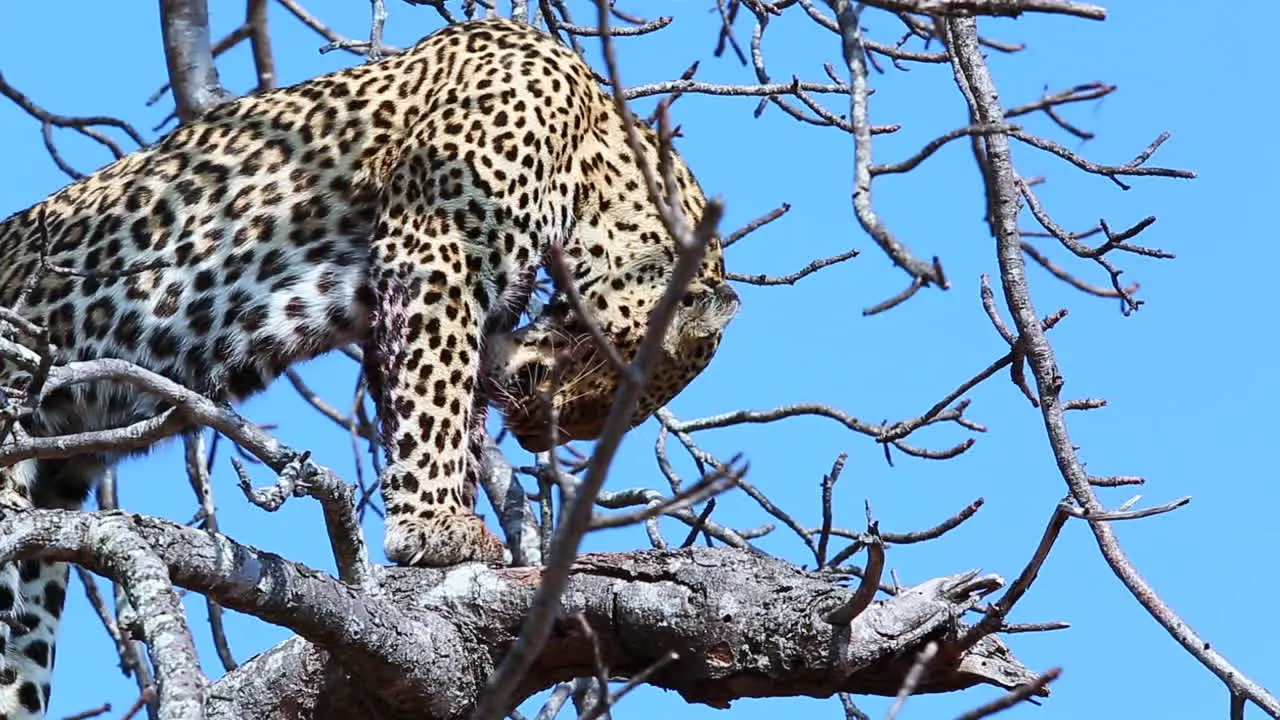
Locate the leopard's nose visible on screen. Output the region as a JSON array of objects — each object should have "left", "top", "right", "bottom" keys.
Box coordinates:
[{"left": 716, "top": 283, "right": 740, "bottom": 313}]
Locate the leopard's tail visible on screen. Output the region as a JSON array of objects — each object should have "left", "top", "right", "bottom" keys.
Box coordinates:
[{"left": 0, "top": 459, "right": 70, "bottom": 720}]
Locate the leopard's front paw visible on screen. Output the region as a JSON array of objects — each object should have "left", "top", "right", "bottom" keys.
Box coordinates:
[{"left": 384, "top": 512, "right": 506, "bottom": 567}]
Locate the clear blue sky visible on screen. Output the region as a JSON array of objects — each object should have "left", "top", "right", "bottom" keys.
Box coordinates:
[{"left": 1, "top": 2, "right": 1276, "bottom": 718}]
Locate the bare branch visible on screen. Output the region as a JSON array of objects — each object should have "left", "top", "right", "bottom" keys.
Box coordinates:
[
  {"left": 857, "top": 0, "right": 1104, "bottom": 20},
  {"left": 880, "top": 497, "right": 984, "bottom": 544},
  {"left": 74, "top": 567, "right": 154, "bottom": 697},
  {"left": 727, "top": 248, "right": 859, "bottom": 286},
  {"left": 824, "top": 533, "right": 884, "bottom": 624},
  {"left": 952, "top": 668, "right": 1061, "bottom": 720},
  {"left": 235, "top": 451, "right": 374, "bottom": 589},
  {"left": 886, "top": 641, "right": 939, "bottom": 720},
  {"left": 0, "top": 72, "right": 146, "bottom": 178},
  {"left": 589, "top": 459, "right": 744, "bottom": 531},
  {"left": 1011, "top": 129, "right": 1194, "bottom": 187},
  {"left": 722, "top": 203, "right": 791, "bottom": 248},
  {"left": 556, "top": 15, "right": 673, "bottom": 36},
  {"left": 943, "top": 15, "right": 1279, "bottom": 715},
  {"left": 825, "top": 0, "right": 948, "bottom": 312},
  {"left": 954, "top": 503, "right": 1068, "bottom": 654},
  {"left": 275, "top": 0, "right": 397, "bottom": 55},
  {"left": 146, "top": 24, "right": 251, "bottom": 108},
  {"left": 545, "top": 243, "right": 631, "bottom": 378},
  {"left": 479, "top": 437, "right": 543, "bottom": 567},
  {"left": 5, "top": 507, "right": 1040, "bottom": 717},
  {"left": 183, "top": 433, "right": 237, "bottom": 673},
  {"left": 594, "top": 484, "right": 759, "bottom": 550},
  {"left": 247, "top": 0, "right": 277, "bottom": 91},
  {"left": 871, "top": 123, "right": 1011, "bottom": 176},
  {"left": 1062, "top": 496, "right": 1191, "bottom": 522},
  {"left": 815, "top": 453, "right": 847, "bottom": 568},
  {"left": 18, "top": 515, "right": 207, "bottom": 719}
]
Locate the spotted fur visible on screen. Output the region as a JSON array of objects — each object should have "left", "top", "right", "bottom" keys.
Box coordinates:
[{"left": 0, "top": 18, "right": 738, "bottom": 717}]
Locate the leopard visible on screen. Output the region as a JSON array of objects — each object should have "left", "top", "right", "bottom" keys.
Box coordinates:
[{"left": 0, "top": 17, "right": 740, "bottom": 719}]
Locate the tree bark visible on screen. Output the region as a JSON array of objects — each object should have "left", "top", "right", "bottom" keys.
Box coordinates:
[
  {"left": 158, "top": 0, "right": 235, "bottom": 123},
  {"left": 205, "top": 549, "right": 1042, "bottom": 719},
  {"left": 0, "top": 509, "right": 1041, "bottom": 719}
]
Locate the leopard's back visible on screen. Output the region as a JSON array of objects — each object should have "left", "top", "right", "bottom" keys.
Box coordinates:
[{"left": 0, "top": 63, "right": 419, "bottom": 439}]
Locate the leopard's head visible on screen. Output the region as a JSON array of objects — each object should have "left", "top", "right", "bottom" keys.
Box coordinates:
[{"left": 491, "top": 259, "right": 739, "bottom": 453}]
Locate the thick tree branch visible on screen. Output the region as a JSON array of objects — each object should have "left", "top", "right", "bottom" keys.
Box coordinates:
[
  {"left": 159, "top": 0, "right": 236, "bottom": 123},
  {"left": 0, "top": 509, "right": 1040, "bottom": 719},
  {"left": 0, "top": 509, "right": 480, "bottom": 718}
]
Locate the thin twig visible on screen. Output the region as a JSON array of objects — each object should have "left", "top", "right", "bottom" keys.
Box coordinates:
[
  {"left": 183, "top": 432, "right": 237, "bottom": 672},
  {"left": 952, "top": 668, "right": 1061, "bottom": 720},
  {"left": 727, "top": 248, "right": 858, "bottom": 285},
  {"left": 236, "top": 451, "right": 373, "bottom": 589},
  {"left": 885, "top": 641, "right": 938, "bottom": 720},
  {"left": 815, "top": 453, "right": 847, "bottom": 568},
  {"left": 577, "top": 652, "right": 679, "bottom": 720}
]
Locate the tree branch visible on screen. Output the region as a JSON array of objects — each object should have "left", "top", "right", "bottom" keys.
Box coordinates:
[
  {"left": 825, "top": 0, "right": 949, "bottom": 314},
  {"left": 159, "top": 0, "right": 236, "bottom": 123},
  {"left": 14, "top": 515, "right": 207, "bottom": 718},
  {"left": 0, "top": 509, "right": 1040, "bottom": 719},
  {"left": 942, "top": 14, "right": 1280, "bottom": 717}
]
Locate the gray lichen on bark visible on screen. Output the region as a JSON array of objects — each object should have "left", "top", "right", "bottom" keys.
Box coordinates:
[{"left": 0, "top": 508, "right": 1039, "bottom": 720}]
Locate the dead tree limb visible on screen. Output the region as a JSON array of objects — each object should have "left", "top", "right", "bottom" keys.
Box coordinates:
[{"left": 0, "top": 508, "right": 1039, "bottom": 720}]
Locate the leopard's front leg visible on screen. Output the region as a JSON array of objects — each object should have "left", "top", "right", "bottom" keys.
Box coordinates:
[{"left": 364, "top": 146, "right": 538, "bottom": 567}]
